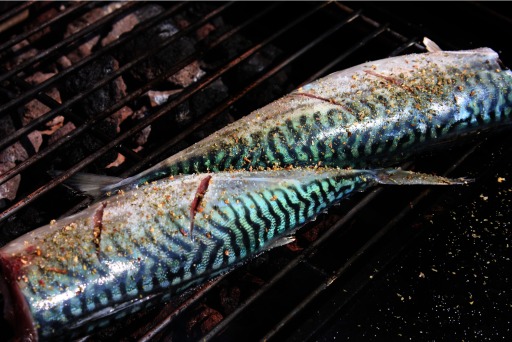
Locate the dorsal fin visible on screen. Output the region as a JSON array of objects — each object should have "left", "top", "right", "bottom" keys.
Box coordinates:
[{"left": 423, "top": 37, "right": 443, "bottom": 52}]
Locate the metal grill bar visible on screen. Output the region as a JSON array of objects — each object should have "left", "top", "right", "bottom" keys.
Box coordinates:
[
  {"left": 0, "top": 2, "right": 185, "bottom": 118},
  {"left": 58, "top": 3, "right": 280, "bottom": 219},
  {"left": 334, "top": 2, "right": 424, "bottom": 51},
  {"left": 388, "top": 37, "right": 421, "bottom": 57},
  {"left": 115, "top": 6, "right": 364, "bottom": 339},
  {"left": 301, "top": 23, "right": 389, "bottom": 86},
  {"left": 123, "top": 7, "right": 362, "bottom": 178},
  {"left": 0, "top": 3, "right": 185, "bottom": 120},
  {"left": 0, "top": 2, "right": 329, "bottom": 223},
  {"left": 2, "top": 2, "right": 506, "bottom": 341},
  {"left": 0, "top": 2, "right": 91, "bottom": 54},
  {"left": 0, "top": 2, "right": 233, "bottom": 188},
  {"left": 267, "top": 147, "right": 480, "bottom": 342},
  {"left": 8, "top": 72, "right": 142, "bottom": 161},
  {"left": 0, "top": 1, "right": 35, "bottom": 29},
  {"left": 202, "top": 189, "right": 383, "bottom": 341},
  {"left": 0, "top": 1, "right": 140, "bottom": 85}
]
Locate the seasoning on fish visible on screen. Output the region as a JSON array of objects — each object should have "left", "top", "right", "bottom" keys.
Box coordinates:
[
  {"left": 99, "top": 43, "right": 512, "bottom": 195},
  {"left": 0, "top": 168, "right": 468, "bottom": 341}
]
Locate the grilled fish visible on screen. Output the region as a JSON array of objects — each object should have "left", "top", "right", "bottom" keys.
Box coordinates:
[
  {"left": 102, "top": 42, "right": 512, "bottom": 194},
  {"left": 0, "top": 168, "right": 467, "bottom": 340}
]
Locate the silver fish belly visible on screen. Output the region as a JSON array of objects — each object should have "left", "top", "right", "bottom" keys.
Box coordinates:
[
  {"left": 111, "top": 47, "right": 512, "bottom": 192},
  {"left": 0, "top": 168, "right": 466, "bottom": 340}
]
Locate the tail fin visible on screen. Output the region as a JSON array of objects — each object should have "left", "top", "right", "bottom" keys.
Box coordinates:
[{"left": 373, "top": 169, "right": 472, "bottom": 186}]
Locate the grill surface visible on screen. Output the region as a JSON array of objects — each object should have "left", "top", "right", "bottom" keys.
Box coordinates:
[{"left": 0, "top": 2, "right": 511, "bottom": 341}]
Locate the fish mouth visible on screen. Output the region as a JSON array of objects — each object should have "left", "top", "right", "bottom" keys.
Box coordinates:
[{"left": 0, "top": 252, "right": 38, "bottom": 342}]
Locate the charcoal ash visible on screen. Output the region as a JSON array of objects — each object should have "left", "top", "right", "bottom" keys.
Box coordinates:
[{"left": 146, "top": 89, "right": 182, "bottom": 107}]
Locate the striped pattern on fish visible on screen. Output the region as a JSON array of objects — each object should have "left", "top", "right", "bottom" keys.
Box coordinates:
[
  {"left": 109, "top": 47, "right": 512, "bottom": 193},
  {"left": 0, "top": 168, "right": 466, "bottom": 340}
]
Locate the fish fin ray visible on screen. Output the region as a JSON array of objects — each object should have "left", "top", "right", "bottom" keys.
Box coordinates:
[
  {"left": 374, "top": 169, "right": 473, "bottom": 186},
  {"left": 57, "top": 172, "right": 123, "bottom": 197},
  {"left": 423, "top": 37, "right": 443, "bottom": 52}
]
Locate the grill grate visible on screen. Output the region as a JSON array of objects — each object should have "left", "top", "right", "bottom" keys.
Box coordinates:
[{"left": 1, "top": 2, "right": 511, "bottom": 341}]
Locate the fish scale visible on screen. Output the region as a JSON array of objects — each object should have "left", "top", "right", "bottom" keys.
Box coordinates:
[
  {"left": 2, "top": 45, "right": 512, "bottom": 341},
  {"left": 0, "top": 167, "right": 462, "bottom": 340},
  {"left": 96, "top": 49, "right": 512, "bottom": 196}
]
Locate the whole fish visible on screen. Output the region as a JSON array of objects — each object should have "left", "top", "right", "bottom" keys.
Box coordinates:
[
  {"left": 100, "top": 41, "right": 512, "bottom": 194},
  {"left": 0, "top": 168, "right": 466, "bottom": 341}
]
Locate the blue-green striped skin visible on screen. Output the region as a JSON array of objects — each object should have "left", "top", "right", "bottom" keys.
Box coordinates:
[
  {"left": 0, "top": 168, "right": 385, "bottom": 340},
  {"left": 110, "top": 48, "right": 512, "bottom": 193}
]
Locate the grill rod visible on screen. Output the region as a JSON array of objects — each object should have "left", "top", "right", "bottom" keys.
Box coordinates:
[
  {"left": 203, "top": 25, "right": 425, "bottom": 341},
  {"left": 0, "top": 1, "right": 185, "bottom": 119},
  {"left": 0, "top": 1, "right": 92, "bottom": 54},
  {"left": 302, "top": 23, "right": 388, "bottom": 86},
  {"left": 266, "top": 145, "right": 480, "bottom": 342},
  {"left": 0, "top": 1, "right": 141, "bottom": 85},
  {"left": 0, "top": 1, "right": 329, "bottom": 223},
  {"left": 0, "top": 2, "right": 233, "bottom": 187},
  {"left": 0, "top": 2, "right": 187, "bottom": 150},
  {"left": 59, "top": 2, "right": 281, "bottom": 218},
  {"left": 0, "top": 1, "right": 35, "bottom": 32},
  {"left": 128, "top": 6, "right": 363, "bottom": 340},
  {"left": 8, "top": 72, "right": 143, "bottom": 162},
  {"left": 123, "top": 7, "right": 362, "bottom": 178}
]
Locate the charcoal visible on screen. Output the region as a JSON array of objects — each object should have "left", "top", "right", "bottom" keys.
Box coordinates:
[
  {"left": 0, "top": 115, "right": 32, "bottom": 202},
  {"left": 57, "top": 54, "right": 131, "bottom": 170},
  {"left": 219, "top": 286, "right": 241, "bottom": 314},
  {"left": 26, "top": 7, "right": 59, "bottom": 44},
  {"left": 101, "top": 13, "right": 140, "bottom": 47},
  {"left": 22, "top": 77, "right": 61, "bottom": 125},
  {"left": 61, "top": 55, "right": 126, "bottom": 118},
  {"left": 62, "top": 2, "right": 125, "bottom": 64},
  {"left": 201, "top": 33, "right": 253, "bottom": 71},
  {"left": 0, "top": 163, "right": 20, "bottom": 203},
  {"left": 105, "top": 153, "right": 125, "bottom": 169},
  {"left": 0, "top": 206, "right": 46, "bottom": 245},
  {"left": 185, "top": 304, "right": 223, "bottom": 338},
  {"left": 47, "top": 122, "right": 76, "bottom": 145},
  {"left": 53, "top": 119, "right": 119, "bottom": 172},
  {"left": 113, "top": 12, "right": 201, "bottom": 88},
  {"left": 5, "top": 39, "right": 38, "bottom": 70},
  {"left": 148, "top": 79, "right": 230, "bottom": 145}
]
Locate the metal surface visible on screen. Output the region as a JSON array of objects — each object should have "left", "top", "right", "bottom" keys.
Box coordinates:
[{"left": 0, "top": 1, "right": 511, "bottom": 341}]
